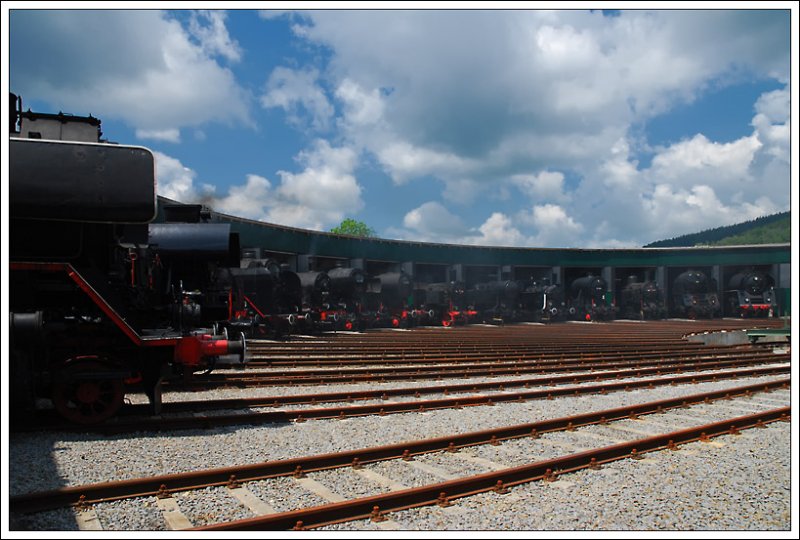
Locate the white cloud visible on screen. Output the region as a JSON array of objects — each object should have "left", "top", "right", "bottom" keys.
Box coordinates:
[
  {"left": 521, "top": 204, "right": 584, "bottom": 247},
  {"left": 641, "top": 184, "right": 780, "bottom": 241},
  {"left": 751, "top": 87, "right": 790, "bottom": 164},
  {"left": 470, "top": 212, "right": 527, "bottom": 247},
  {"left": 154, "top": 141, "right": 363, "bottom": 232},
  {"left": 261, "top": 67, "right": 334, "bottom": 131},
  {"left": 136, "top": 128, "right": 181, "bottom": 143},
  {"left": 650, "top": 134, "right": 762, "bottom": 180},
  {"left": 188, "top": 10, "right": 242, "bottom": 62},
  {"left": 154, "top": 151, "right": 210, "bottom": 202},
  {"left": 269, "top": 140, "right": 363, "bottom": 229},
  {"left": 402, "top": 202, "right": 467, "bottom": 237},
  {"left": 335, "top": 78, "right": 386, "bottom": 128},
  {"left": 284, "top": 11, "right": 788, "bottom": 237},
  {"left": 511, "top": 171, "right": 569, "bottom": 202},
  {"left": 10, "top": 10, "right": 251, "bottom": 135},
  {"left": 213, "top": 174, "right": 272, "bottom": 219}
]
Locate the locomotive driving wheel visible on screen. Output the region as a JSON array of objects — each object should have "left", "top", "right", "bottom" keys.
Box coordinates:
[{"left": 52, "top": 359, "right": 125, "bottom": 424}]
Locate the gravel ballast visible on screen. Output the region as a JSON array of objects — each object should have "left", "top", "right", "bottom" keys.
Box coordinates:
[{"left": 8, "top": 367, "right": 792, "bottom": 532}]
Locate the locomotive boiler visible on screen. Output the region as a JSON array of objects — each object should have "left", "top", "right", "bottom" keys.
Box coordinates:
[
  {"left": 467, "top": 280, "right": 522, "bottom": 324},
  {"left": 619, "top": 276, "right": 667, "bottom": 320},
  {"left": 670, "top": 269, "right": 721, "bottom": 319},
  {"left": 364, "top": 271, "right": 414, "bottom": 328}
]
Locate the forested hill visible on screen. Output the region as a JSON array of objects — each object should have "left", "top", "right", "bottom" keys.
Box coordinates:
[{"left": 644, "top": 212, "right": 791, "bottom": 248}]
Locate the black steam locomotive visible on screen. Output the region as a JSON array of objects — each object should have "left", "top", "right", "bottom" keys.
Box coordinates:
[
  {"left": 9, "top": 101, "right": 245, "bottom": 424},
  {"left": 518, "top": 277, "right": 565, "bottom": 323},
  {"left": 725, "top": 270, "right": 776, "bottom": 318},
  {"left": 567, "top": 275, "right": 615, "bottom": 321},
  {"left": 619, "top": 276, "right": 667, "bottom": 320},
  {"left": 670, "top": 269, "right": 721, "bottom": 319},
  {"left": 466, "top": 279, "right": 522, "bottom": 324},
  {"left": 416, "top": 281, "right": 475, "bottom": 327}
]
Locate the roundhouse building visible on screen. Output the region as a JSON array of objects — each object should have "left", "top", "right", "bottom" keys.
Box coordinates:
[{"left": 160, "top": 200, "right": 792, "bottom": 319}]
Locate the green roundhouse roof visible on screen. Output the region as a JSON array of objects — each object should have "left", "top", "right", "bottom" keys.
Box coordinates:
[{"left": 212, "top": 210, "right": 791, "bottom": 268}]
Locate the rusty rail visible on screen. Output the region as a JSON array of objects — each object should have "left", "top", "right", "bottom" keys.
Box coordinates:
[
  {"left": 196, "top": 406, "right": 791, "bottom": 530},
  {"left": 10, "top": 379, "right": 789, "bottom": 514}
]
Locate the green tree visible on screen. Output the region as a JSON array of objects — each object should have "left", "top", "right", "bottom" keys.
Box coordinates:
[{"left": 330, "top": 218, "right": 376, "bottom": 237}]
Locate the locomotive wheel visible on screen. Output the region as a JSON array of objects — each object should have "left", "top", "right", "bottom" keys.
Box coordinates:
[{"left": 52, "top": 360, "right": 125, "bottom": 424}]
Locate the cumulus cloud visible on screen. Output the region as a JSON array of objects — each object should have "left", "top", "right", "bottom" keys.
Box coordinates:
[
  {"left": 394, "top": 207, "right": 530, "bottom": 248},
  {"left": 10, "top": 10, "right": 251, "bottom": 135},
  {"left": 212, "top": 174, "right": 273, "bottom": 219},
  {"left": 14, "top": 9, "right": 788, "bottom": 248},
  {"left": 403, "top": 202, "right": 468, "bottom": 238},
  {"left": 136, "top": 128, "right": 182, "bottom": 143},
  {"left": 470, "top": 213, "right": 528, "bottom": 247},
  {"left": 268, "top": 10, "right": 788, "bottom": 246},
  {"left": 187, "top": 10, "right": 242, "bottom": 62},
  {"left": 521, "top": 204, "right": 584, "bottom": 247},
  {"left": 261, "top": 67, "right": 335, "bottom": 131},
  {"left": 511, "top": 171, "right": 569, "bottom": 202},
  {"left": 268, "top": 140, "right": 363, "bottom": 229},
  {"left": 155, "top": 141, "right": 364, "bottom": 232},
  {"left": 154, "top": 151, "right": 214, "bottom": 202}
]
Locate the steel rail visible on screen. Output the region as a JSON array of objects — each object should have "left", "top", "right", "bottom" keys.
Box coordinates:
[
  {"left": 20, "top": 364, "right": 789, "bottom": 433},
  {"left": 157, "top": 357, "right": 791, "bottom": 412},
  {"left": 176, "top": 352, "right": 787, "bottom": 388},
  {"left": 195, "top": 406, "right": 791, "bottom": 530},
  {"left": 9, "top": 378, "right": 789, "bottom": 514},
  {"left": 243, "top": 344, "right": 761, "bottom": 367},
  {"left": 234, "top": 348, "right": 779, "bottom": 375}
]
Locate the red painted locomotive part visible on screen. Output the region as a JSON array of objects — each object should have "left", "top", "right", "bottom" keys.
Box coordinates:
[
  {"left": 195, "top": 406, "right": 791, "bottom": 531},
  {"left": 9, "top": 379, "right": 789, "bottom": 514}
]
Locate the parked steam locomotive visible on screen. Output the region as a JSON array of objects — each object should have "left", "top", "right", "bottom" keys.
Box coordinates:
[
  {"left": 670, "top": 269, "right": 721, "bottom": 319},
  {"left": 466, "top": 279, "right": 522, "bottom": 324},
  {"left": 418, "top": 281, "right": 476, "bottom": 327},
  {"left": 568, "top": 275, "right": 615, "bottom": 321},
  {"left": 619, "top": 276, "right": 667, "bottom": 320},
  {"left": 518, "top": 277, "right": 565, "bottom": 322},
  {"left": 9, "top": 103, "right": 245, "bottom": 424},
  {"left": 725, "top": 270, "right": 776, "bottom": 318}
]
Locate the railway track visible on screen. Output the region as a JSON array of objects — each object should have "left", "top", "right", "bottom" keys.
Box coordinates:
[
  {"left": 17, "top": 363, "right": 789, "bottom": 434},
  {"left": 8, "top": 320, "right": 791, "bottom": 531},
  {"left": 175, "top": 349, "right": 785, "bottom": 388},
  {"left": 10, "top": 381, "right": 790, "bottom": 530}
]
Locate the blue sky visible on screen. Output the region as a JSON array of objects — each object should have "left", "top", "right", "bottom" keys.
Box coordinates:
[{"left": 5, "top": 4, "right": 796, "bottom": 248}]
